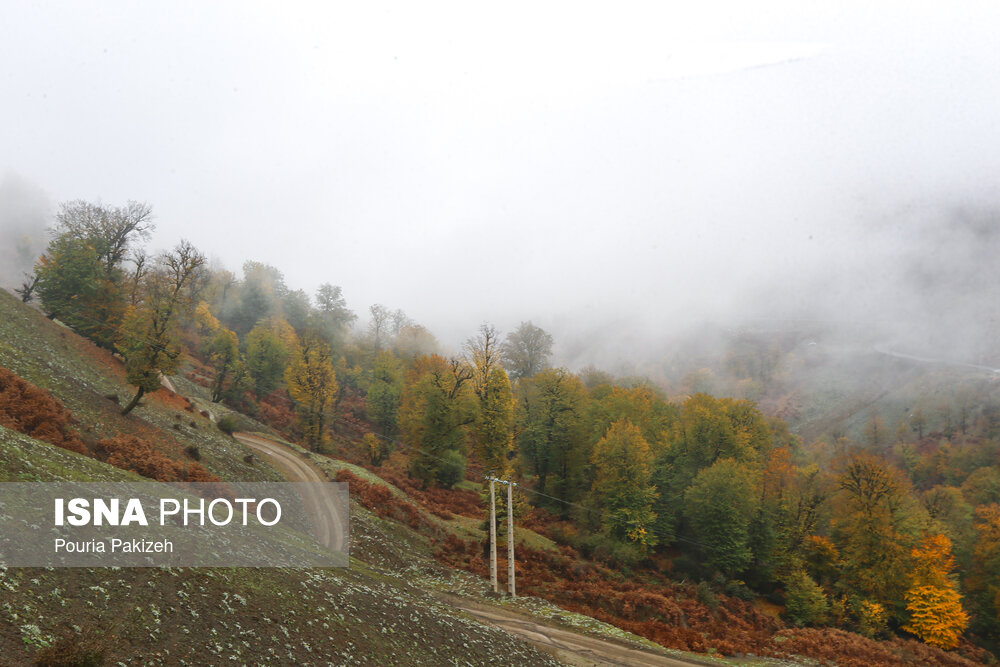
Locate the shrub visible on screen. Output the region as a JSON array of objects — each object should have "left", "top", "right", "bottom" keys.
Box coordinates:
[
  {"left": 184, "top": 445, "right": 201, "bottom": 460},
  {"left": 94, "top": 435, "right": 220, "bottom": 483},
  {"left": 697, "top": 580, "right": 719, "bottom": 610},
  {"left": 0, "top": 367, "right": 87, "bottom": 454},
  {"left": 216, "top": 415, "right": 238, "bottom": 435}
]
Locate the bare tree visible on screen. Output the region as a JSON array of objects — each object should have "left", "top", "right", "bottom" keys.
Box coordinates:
[
  {"left": 14, "top": 272, "right": 38, "bottom": 303},
  {"left": 368, "top": 303, "right": 391, "bottom": 351}
]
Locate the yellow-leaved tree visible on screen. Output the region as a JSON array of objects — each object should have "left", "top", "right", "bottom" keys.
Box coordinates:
[
  {"left": 902, "top": 533, "right": 969, "bottom": 649},
  {"left": 284, "top": 333, "right": 337, "bottom": 450}
]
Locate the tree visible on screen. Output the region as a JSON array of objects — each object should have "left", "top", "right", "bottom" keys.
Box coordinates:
[
  {"left": 33, "top": 200, "right": 154, "bottom": 349},
  {"left": 961, "top": 466, "right": 1000, "bottom": 506},
  {"left": 281, "top": 288, "right": 312, "bottom": 332},
  {"left": 207, "top": 327, "right": 243, "bottom": 403},
  {"left": 34, "top": 235, "right": 105, "bottom": 327},
  {"left": 229, "top": 261, "right": 287, "bottom": 336},
  {"left": 515, "top": 368, "right": 590, "bottom": 511},
  {"left": 315, "top": 283, "right": 356, "bottom": 349},
  {"left": 968, "top": 504, "right": 1000, "bottom": 637},
  {"left": 473, "top": 366, "right": 515, "bottom": 473},
  {"left": 393, "top": 324, "right": 439, "bottom": 359},
  {"left": 502, "top": 321, "right": 554, "bottom": 380},
  {"left": 864, "top": 413, "right": 886, "bottom": 448},
  {"left": 784, "top": 569, "right": 829, "bottom": 626},
  {"left": 911, "top": 408, "right": 927, "bottom": 439},
  {"left": 118, "top": 240, "right": 206, "bottom": 415},
  {"left": 14, "top": 272, "right": 38, "bottom": 302},
  {"left": 284, "top": 334, "right": 337, "bottom": 449},
  {"left": 368, "top": 304, "right": 392, "bottom": 352},
  {"left": 465, "top": 323, "right": 503, "bottom": 398},
  {"left": 590, "top": 419, "right": 658, "bottom": 548},
  {"left": 684, "top": 458, "right": 760, "bottom": 575},
  {"left": 366, "top": 350, "right": 403, "bottom": 434},
  {"left": 51, "top": 200, "right": 153, "bottom": 273},
  {"left": 902, "top": 534, "right": 969, "bottom": 649},
  {"left": 245, "top": 321, "right": 291, "bottom": 394},
  {"left": 464, "top": 324, "right": 516, "bottom": 473},
  {"left": 831, "top": 453, "right": 915, "bottom": 613},
  {"left": 399, "top": 355, "right": 474, "bottom": 487}
]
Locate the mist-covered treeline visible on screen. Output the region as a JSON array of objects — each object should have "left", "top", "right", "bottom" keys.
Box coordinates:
[
  {"left": 12, "top": 196, "right": 1000, "bottom": 656},
  {"left": 0, "top": 173, "right": 49, "bottom": 290}
]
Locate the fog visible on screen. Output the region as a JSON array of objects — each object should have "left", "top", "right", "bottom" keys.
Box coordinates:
[{"left": 2, "top": 3, "right": 999, "bottom": 369}]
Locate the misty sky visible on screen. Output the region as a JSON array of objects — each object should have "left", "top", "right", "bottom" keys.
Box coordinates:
[{"left": 3, "top": 2, "right": 1000, "bottom": 359}]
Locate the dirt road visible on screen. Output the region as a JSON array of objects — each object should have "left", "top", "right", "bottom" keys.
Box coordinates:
[
  {"left": 229, "top": 432, "right": 702, "bottom": 666},
  {"left": 232, "top": 432, "right": 347, "bottom": 553},
  {"left": 449, "top": 597, "right": 706, "bottom": 667}
]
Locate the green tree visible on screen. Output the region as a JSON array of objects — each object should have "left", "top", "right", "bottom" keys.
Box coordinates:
[
  {"left": 315, "top": 282, "right": 356, "bottom": 349},
  {"left": 590, "top": 419, "right": 658, "bottom": 548},
  {"left": 207, "top": 327, "right": 243, "bottom": 403},
  {"left": 366, "top": 350, "right": 403, "bottom": 434},
  {"left": 34, "top": 235, "right": 107, "bottom": 335},
  {"left": 784, "top": 568, "right": 829, "bottom": 626},
  {"left": 466, "top": 324, "right": 515, "bottom": 474},
  {"left": 501, "top": 321, "right": 554, "bottom": 380},
  {"left": 50, "top": 200, "right": 153, "bottom": 273},
  {"left": 684, "top": 458, "right": 760, "bottom": 575},
  {"left": 34, "top": 200, "right": 153, "bottom": 348},
  {"left": 245, "top": 322, "right": 290, "bottom": 394},
  {"left": 515, "top": 368, "right": 590, "bottom": 512},
  {"left": 399, "top": 355, "right": 473, "bottom": 487}
]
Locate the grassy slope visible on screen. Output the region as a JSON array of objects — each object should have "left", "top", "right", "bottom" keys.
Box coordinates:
[{"left": 0, "top": 290, "right": 564, "bottom": 666}]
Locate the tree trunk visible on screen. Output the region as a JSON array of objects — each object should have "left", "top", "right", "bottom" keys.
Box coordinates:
[{"left": 121, "top": 386, "right": 145, "bottom": 415}]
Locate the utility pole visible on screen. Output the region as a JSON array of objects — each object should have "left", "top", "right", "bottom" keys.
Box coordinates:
[
  {"left": 507, "top": 480, "right": 516, "bottom": 598},
  {"left": 489, "top": 478, "right": 498, "bottom": 593}
]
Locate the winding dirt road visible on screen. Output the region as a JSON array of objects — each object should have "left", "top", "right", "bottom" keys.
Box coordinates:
[
  {"left": 228, "top": 431, "right": 700, "bottom": 666},
  {"left": 232, "top": 432, "right": 347, "bottom": 553}
]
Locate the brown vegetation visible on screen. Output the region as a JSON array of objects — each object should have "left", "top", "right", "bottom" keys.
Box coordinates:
[
  {"left": 0, "top": 366, "right": 87, "bottom": 454},
  {"left": 93, "top": 435, "right": 219, "bottom": 482},
  {"left": 333, "top": 469, "right": 426, "bottom": 529}
]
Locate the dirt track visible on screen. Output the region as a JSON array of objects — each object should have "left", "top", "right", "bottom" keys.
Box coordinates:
[
  {"left": 232, "top": 432, "right": 347, "bottom": 553},
  {"left": 229, "top": 431, "right": 703, "bottom": 667},
  {"left": 449, "top": 597, "right": 707, "bottom": 667}
]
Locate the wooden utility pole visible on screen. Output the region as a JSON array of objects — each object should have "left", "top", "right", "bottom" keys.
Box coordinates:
[
  {"left": 507, "top": 481, "right": 516, "bottom": 598},
  {"left": 489, "top": 478, "right": 498, "bottom": 593}
]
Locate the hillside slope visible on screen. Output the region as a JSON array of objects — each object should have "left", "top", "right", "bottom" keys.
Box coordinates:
[{"left": 0, "top": 291, "right": 571, "bottom": 665}]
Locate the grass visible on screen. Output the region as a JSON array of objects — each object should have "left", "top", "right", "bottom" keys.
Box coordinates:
[{"left": 0, "top": 290, "right": 567, "bottom": 666}]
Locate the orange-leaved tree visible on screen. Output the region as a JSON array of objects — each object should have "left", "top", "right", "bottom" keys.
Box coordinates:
[{"left": 902, "top": 533, "right": 969, "bottom": 649}]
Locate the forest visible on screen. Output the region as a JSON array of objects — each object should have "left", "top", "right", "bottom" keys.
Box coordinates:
[{"left": 10, "top": 198, "right": 1000, "bottom": 661}]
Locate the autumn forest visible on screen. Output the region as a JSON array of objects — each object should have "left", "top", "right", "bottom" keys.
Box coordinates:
[{"left": 7, "top": 199, "right": 1000, "bottom": 664}]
